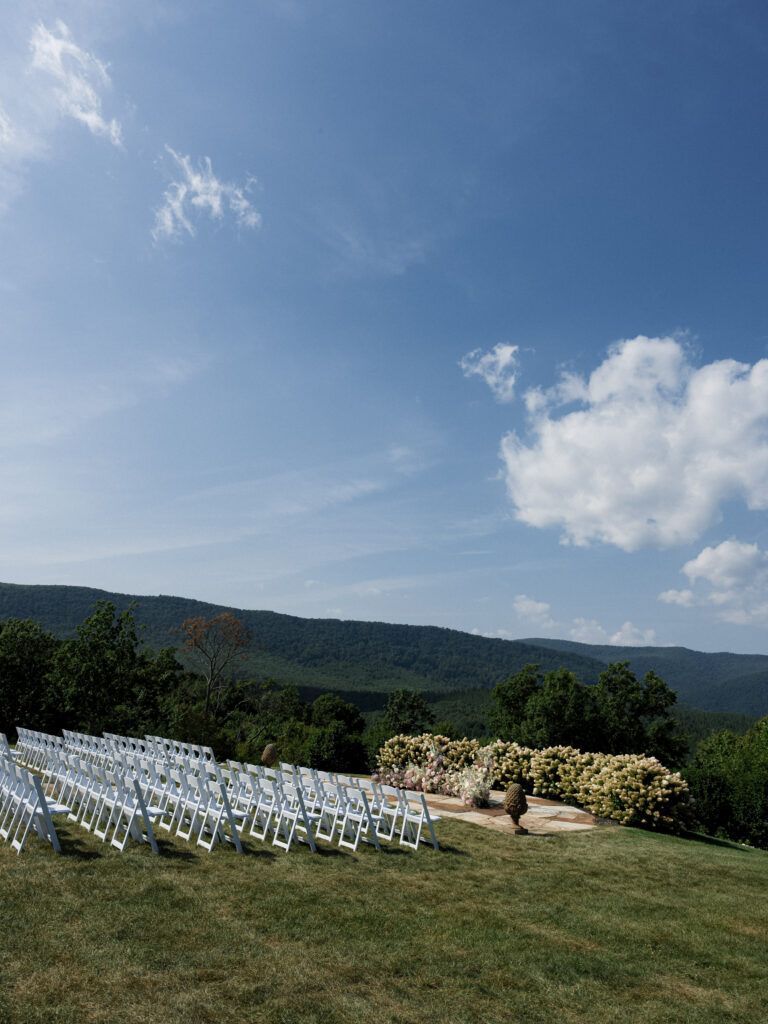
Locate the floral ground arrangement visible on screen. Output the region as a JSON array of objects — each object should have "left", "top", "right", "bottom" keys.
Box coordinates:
[{"left": 373, "top": 734, "right": 691, "bottom": 829}]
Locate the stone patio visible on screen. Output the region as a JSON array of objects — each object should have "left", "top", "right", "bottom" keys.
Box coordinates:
[{"left": 421, "top": 789, "right": 603, "bottom": 836}]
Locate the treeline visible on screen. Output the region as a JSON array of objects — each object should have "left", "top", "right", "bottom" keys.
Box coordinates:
[
  {"left": 489, "top": 663, "right": 688, "bottom": 766},
  {"left": 0, "top": 603, "right": 435, "bottom": 774},
  {"left": 490, "top": 663, "right": 768, "bottom": 848}
]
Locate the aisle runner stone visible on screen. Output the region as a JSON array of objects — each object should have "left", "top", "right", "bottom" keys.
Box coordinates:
[{"left": 421, "top": 790, "right": 600, "bottom": 836}]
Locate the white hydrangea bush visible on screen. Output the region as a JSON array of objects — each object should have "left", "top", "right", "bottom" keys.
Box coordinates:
[
  {"left": 374, "top": 732, "right": 690, "bottom": 827},
  {"left": 483, "top": 740, "right": 534, "bottom": 788},
  {"left": 571, "top": 753, "right": 690, "bottom": 828}
]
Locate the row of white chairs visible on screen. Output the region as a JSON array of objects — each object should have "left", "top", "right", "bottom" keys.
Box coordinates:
[
  {"left": 1, "top": 739, "right": 62, "bottom": 854},
  {"left": 39, "top": 751, "right": 161, "bottom": 852},
  {"left": 13, "top": 728, "right": 218, "bottom": 780},
  {"left": 14, "top": 728, "right": 66, "bottom": 772},
  {"left": 222, "top": 760, "right": 441, "bottom": 852},
  {"left": 11, "top": 727, "right": 441, "bottom": 855}
]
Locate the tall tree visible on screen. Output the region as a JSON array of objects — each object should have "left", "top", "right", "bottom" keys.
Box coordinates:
[
  {"left": 489, "top": 663, "right": 543, "bottom": 742},
  {"left": 685, "top": 718, "right": 768, "bottom": 848},
  {"left": 0, "top": 618, "right": 59, "bottom": 736},
  {"left": 175, "top": 612, "right": 252, "bottom": 717},
  {"left": 382, "top": 688, "right": 435, "bottom": 735},
  {"left": 522, "top": 667, "right": 593, "bottom": 749},
  {"left": 46, "top": 601, "right": 184, "bottom": 736},
  {"left": 591, "top": 662, "right": 686, "bottom": 765}
]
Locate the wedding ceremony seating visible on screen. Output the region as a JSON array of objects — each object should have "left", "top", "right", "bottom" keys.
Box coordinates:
[{"left": 6, "top": 725, "right": 441, "bottom": 855}]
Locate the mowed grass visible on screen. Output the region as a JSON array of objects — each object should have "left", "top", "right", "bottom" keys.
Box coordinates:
[{"left": 0, "top": 819, "right": 766, "bottom": 1024}]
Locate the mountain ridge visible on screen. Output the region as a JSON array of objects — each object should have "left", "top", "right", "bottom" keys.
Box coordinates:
[{"left": 0, "top": 582, "right": 766, "bottom": 715}]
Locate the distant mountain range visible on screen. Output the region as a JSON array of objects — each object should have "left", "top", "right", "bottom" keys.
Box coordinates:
[{"left": 0, "top": 582, "right": 766, "bottom": 717}]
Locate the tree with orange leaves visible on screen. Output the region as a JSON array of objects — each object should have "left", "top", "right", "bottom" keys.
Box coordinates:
[{"left": 175, "top": 612, "right": 252, "bottom": 717}]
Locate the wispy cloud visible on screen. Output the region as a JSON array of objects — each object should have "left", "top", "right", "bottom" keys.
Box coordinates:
[
  {"left": 500, "top": 336, "right": 768, "bottom": 551},
  {"left": 0, "top": 355, "right": 203, "bottom": 448},
  {"left": 325, "top": 221, "right": 426, "bottom": 277},
  {"left": 460, "top": 343, "right": 519, "bottom": 402},
  {"left": 0, "top": 19, "right": 122, "bottom": 211},
  {"left": 29, "top": 20, "right": 122, "bottom": 146},
  {"left": 152, "top": 146, "right": 261, "bottom": 241}
]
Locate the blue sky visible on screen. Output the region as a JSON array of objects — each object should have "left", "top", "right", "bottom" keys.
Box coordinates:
[{"left": 3, "top": 1, "right": 768, "bottom": 654}]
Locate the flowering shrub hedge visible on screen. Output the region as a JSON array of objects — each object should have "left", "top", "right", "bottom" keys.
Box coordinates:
[
  {"left": 374, "top": 733, "right": 691, "bottom": 828},
  {"left": 373, "top": 734, "right": 492, "bottom": 807}
]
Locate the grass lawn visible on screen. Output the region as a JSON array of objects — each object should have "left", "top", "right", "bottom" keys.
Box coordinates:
[{"left": 0, "top": 819, "right": 766, "bottom": 1024}]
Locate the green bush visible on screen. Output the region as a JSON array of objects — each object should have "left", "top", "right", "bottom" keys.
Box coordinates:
[{"left": 685, "top": 718, "right": 768, "bottom": 848}]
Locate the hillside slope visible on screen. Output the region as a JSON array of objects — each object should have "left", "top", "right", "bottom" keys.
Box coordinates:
[
  {"left": 0, "top": 582, "right": 766, "bottom": 714},
  {"left": 0, "top": 583, "right": 607, "bottom": 693},
  {"left": 523, "top": 637, "right": 768, "bottom": 715}
]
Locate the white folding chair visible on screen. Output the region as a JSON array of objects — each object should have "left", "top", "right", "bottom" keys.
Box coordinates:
[
  {"left": 109, "top": 776, "right": 161, "bottom": 853},
  {"left": 399, "top": 792, "right": 441, "bottom": 851},
  {"left": 272, "top": 783, "right": 318, "bottom": 853},
  {"left": 195, "top": 777, "right": 245, "bottom": 854},
  {"left": 338, "top": 786, "right": 381, "bottom": 853},
  {"left": 248, "top": 778, "right": 282, "bottom": 842},
  {"left": 1, "top": 765, "right": 61, "bottom": 854}
]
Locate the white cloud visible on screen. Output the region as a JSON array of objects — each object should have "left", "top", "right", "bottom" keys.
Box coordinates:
[
  {"left": 660, "top": 539, "right": 768, "bottom": 626},
  {"left": 152, "top": 147, "right": 261, "bottom": 241},
  {"left": 569, "top": 617, "right": 657, "bottom": 645},
  {"left": 500, "top": 336, "right": 768, "bottom": 550},
  {"left": 610, "top": 621, "right": 657, "bottom": 645},
  {"left": 513, "top": 593, "right": 555, "bottom": 628},
  {"left": 683, "top": 539, "right": 768, "bottom": 591},
  {"left": 324, "top": 220, "right": 426, "bottom": 277},
  {"left": 29, "top": 21, "right": 122, "bottom": 146},
  {"left": 0, "top": 20, "right": 122, "bottom": 211},
  {"left": 569, "top": 618, "right": 610, "bottom": 643},
  {"left": 460, "top": 343, "right": 519, "bottom": 402},
  {"left": 658, "top": 588, "right": 695, "bottom": 607}
]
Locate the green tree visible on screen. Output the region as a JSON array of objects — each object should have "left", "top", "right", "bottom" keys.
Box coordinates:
[
  {"left": 303, "top": 718, "right": 366, "bottom": 773},
  {"left": 382, "top": 688, "right": 435, "bottom": 735},
  {"left": 47, "top": 602, "right": 185, "bottom": 736},
  {"left": 362, "top": 688, "right": 437, "bottom": 771},
  {"left": 310, "top": 693, "right": 365, "bottom": 734},
  {"left": 685, "top": 718, "right": 768, "bottom": 848},
  {"left": 0, "top": 618, "right": 59, "bottom": 736},
  {"left": 591, "top": 662, "right": 686, "bottom": 765},
  {"left": 489, "top": 663, "right": 543, "bottom": 742},
  {"left": 522, "top": 667, "right": 593, "bottom": 749}
]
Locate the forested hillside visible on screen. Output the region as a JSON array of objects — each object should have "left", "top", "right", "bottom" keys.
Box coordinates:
[
  {"left": 524, "top": 637, "right": 768, "bottom": 715},
  {"left": 0, "top": 582, "right": 766, "bottom": 715},
  {"left": 0, "top": 583, "right": 606, "bottom": 692}
]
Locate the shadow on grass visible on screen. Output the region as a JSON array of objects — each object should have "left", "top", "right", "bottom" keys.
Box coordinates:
[
  {"left": 154, "top": 837, "right": 200, "bottom": 861},
  {"left": 55, "top": 834, "right": 103, "bottom": 860},
  {"left": 152, "top": 836, "right": 279, "bottom": 861},
  {"left": 311, "top": 844, "right": 357, "bottom": 860},
  {"left": 237, "top": 844, "right": 278, "bottom": 861},
  {"left": 680, "top": 829, "right": 759, "bottom": 852},
  {"left": 428, "top": 844, "right": 470, "bottom": 856}
]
